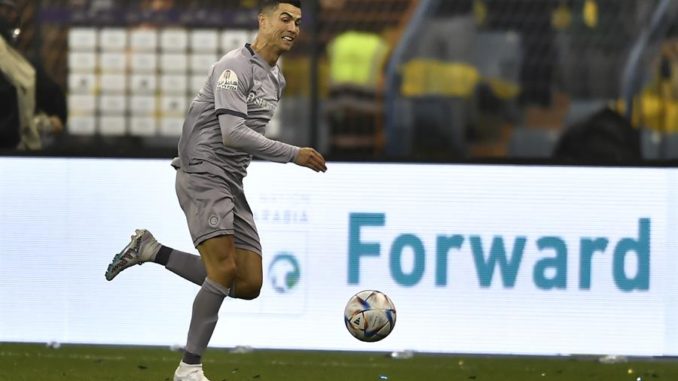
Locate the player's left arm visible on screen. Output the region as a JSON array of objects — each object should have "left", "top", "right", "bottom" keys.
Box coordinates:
[
  {"left": 219, "top": 115, "right": 326, "bottom": 172},
  {"left": 218, "top": 113, "right": 299, "bottom": 163},
  {"left": 213, "top": 59, "right": 302, "bottom": 164}
]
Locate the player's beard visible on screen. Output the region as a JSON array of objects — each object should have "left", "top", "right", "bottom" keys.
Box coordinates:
[
  {"left": 273, "top": 30, "right": 294, "bottom": 53},
  {"left": 270, "top": 35, "right": 294, "bottom": 56},
  {"left": 280, "top": 37, "right": 294, "bottom": 51}
]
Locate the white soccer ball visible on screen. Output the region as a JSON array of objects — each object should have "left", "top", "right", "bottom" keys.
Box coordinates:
[{"left": 344, "top": 290, "right": 397, "bottom": 342}]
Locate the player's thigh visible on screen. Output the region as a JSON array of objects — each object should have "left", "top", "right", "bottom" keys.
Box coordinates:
[
  {"left": 233, "top": 248, "right": 263, "bottom": 298},
  {"left": 234, "top": 248, "right": 263, "bottom": 284},
  {"left": 197, "top": 235, "right": 237, "bottom": 287},
  {"left": 231, "top": 188, "right": 262, "bottom": 298}
]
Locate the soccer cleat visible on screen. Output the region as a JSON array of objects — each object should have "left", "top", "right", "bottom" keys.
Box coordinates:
[
  {"left": 104, "top": 229, "right": 160, "bottom": 281},
  {"left": 174, "top": 362, "right": 210, "bottom": 381}
]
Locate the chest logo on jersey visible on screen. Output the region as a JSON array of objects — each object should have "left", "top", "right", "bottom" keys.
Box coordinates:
[{"left": 216, "top": 69, "right": 239, "bottom": 91}]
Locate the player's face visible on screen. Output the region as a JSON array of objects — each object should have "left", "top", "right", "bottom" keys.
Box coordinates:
[{"left": 259, "top": 4, "right": 301, "bottom": 52}]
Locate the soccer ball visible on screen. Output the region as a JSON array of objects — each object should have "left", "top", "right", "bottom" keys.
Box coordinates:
[{"left": 344, "top": 290, "right": 396, "bottom": 342}]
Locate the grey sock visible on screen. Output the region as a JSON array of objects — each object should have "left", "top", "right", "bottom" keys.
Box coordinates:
[
  {"left": 165, "top": 249, "right": 207, "bottom": 286},
  {"left": 184, "top": 278, "right": 229, "bottom": 358},
  {"left": 182, "top": 351, "right": 202, "bottom": 365},
  {"left": 163, "top": 249, "right": 239, "bottom": 297}
]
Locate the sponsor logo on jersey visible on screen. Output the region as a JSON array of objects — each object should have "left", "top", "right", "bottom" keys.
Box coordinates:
[
  {"left": 217, "top": 69, "right": 239, "bottom": 90},
  {"left": 247, "top": 92, "right": 276, "bottom": 112}
]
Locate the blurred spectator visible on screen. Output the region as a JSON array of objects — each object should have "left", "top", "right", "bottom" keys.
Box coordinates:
[
  {"left": 0, "top": 0, "right": 65, "bottom": 150},
  {"left": 484, "top": 0, "right": 558, "bottom": 107},
  {"left": 319, "top": 0, "right": 346, "bottom": 11},
  {"left": 553, "top": 107, "right": 641, "bottom": 162},
  {"left": 325, "top": 29, "right": 390, "bottom": 155},
  {"left": 435, "top": 0, "right": 474, "bottom": 18},
  {"left": 562, "top": 0, "right": 641, "bottom": 99},
  {"left": 327, "top": 31, "right": 389, "bottom": 94},
  {"left": 625, "top": 36, "right": 678, "bottom": 134}
]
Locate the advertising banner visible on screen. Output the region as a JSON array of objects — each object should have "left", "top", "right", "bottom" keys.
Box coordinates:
[{"left": 1, "top": 158, "right": 676, "bottom": 356}]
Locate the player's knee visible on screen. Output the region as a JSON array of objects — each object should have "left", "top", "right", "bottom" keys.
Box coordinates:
[
  {"left": 234, "top": 280, "right": 262, "bottom": 300},
  {"left": 237, "top": 288, "right": 261, "bottom": 300}
]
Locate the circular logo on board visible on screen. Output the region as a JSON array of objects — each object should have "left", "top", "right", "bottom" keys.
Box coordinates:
[{"left": 268, "top": 253, "right": 301, "bottom": 294}]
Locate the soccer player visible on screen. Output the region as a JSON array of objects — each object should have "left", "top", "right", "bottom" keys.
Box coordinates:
[{"left": 104, "top": 1, "right": 326, "bottom": 380}]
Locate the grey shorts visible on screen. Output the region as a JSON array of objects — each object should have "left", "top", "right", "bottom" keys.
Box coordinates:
[{"left": 174, "top": 163, "right": 261, "bottom": 254}]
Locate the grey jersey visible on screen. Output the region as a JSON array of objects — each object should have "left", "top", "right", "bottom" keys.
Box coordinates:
[{"left": 175, "top": 44, "right": 297, "bottom": 178}]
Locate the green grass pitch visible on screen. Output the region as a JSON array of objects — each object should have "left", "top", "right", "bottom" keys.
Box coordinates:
[{"left": 2, "top": 343, "right": 678, "bottom": 381}]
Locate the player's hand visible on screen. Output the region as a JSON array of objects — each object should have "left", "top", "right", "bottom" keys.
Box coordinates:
[{"left": 294, "top": 147, "right": 327, "bottom": 173}]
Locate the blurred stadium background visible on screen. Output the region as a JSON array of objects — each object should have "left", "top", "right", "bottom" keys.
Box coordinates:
[{"left": 4, "top": 0, "right": 678, "bottom": 161}]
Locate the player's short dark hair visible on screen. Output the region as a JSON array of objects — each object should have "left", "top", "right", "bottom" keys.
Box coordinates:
[{"left": 259, "top": 0, "right": 302, "bottom": 13}]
